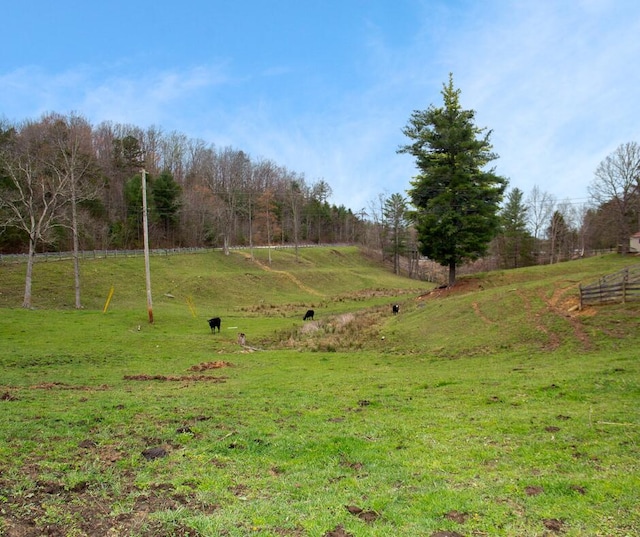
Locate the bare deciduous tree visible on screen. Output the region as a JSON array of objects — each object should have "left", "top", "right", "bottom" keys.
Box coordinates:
[
  {"left": 46, "top": 113, "right": 101, "bottom": 308},
  {"left": 589, "top": 142, "right": 640, "bottom": 254},
  {"left": 0, "top": 119, "right": 70, "bottom": 307},
  {"left": 527, "top": 185, "right": 555, "bottom": 248}
]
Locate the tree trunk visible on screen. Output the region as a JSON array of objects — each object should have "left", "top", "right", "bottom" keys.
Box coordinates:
[
  {"left": 23, "top": 237, "right": 35, "bottom": 308},
  {"left": 448, "top": 261, "right": 456, "bottom": 287},
  {"left": 71, "top": 194, "right": 82, "bottom": 309}
]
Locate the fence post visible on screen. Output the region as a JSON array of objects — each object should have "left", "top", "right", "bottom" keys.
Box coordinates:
[
  {"left": 579, "top": 284, "right": 583, "bottom": 310},
  {"left": 597, "top": 278, "right": 601, "bottom": 304}
]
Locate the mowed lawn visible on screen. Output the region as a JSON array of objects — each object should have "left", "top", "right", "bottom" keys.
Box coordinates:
[{"left": 1, "top": 247, "right": 639, "bottom": 536}]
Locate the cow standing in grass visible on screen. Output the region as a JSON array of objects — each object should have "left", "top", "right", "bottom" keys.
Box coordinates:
[
  {"left": 392, "top": 304, "right": 400, "bottom": 315},
  {"left": 303, "top": 309, "right": 314, "bottom": 321},
  {"left": 208, "top": 317, "right": 221, "bottom": 333}
]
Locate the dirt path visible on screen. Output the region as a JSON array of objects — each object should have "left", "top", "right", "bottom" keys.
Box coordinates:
[
  {"left": 430, "top": 278, "right": 591, "bottom": 350},
  {"left": 516, "top": 289, "right": 561, "bottom": 349},
  {"left": 515, "top": 283, "right": 591, "bottom": 350},
  {"left": 234, "top": 251, "right": 324, "bottom": 297},
  {"left": 472, "top": 302, "right": 495, "bottom": 325},
  {"left": 541, "top": 283, "right": 592, "bottom": 350}
]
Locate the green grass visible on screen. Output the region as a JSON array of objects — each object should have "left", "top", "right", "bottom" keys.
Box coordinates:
[{"left": 1, "top": 248, "right": 639, "bottom": 536}]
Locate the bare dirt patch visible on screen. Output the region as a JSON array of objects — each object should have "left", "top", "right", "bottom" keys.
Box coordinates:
[
  {"left": 417, "top": 279, "right": 479, "bottom": 300},
  {"left": 543, "top": 518, "right": 564, "bottom": 532},
  {"left": 540, "top": 283, "right": 593, "bottom": 350},
  {"left": 188, "top": 360, "right": 234, "bottom": 371},
  {"left": 444, "top": 510, "right": 468, "bottom": 524},
  {"left": 123, "top": 374, "right": 227, "bottom": 382},
  {"left": 525, "top": 485, "right": 544, "bottom": 496},
  {"left": 324, "top": 525, "right": 353, "bottom": 537},
  {"left": 344, "top": 504, "right": 380, "bottom": 523},
  {"left": 0, "top": 480, "right": 213, "bottom": 537},
  {"left": 29, "top": 382, "right": 110, "bottom": 391}
]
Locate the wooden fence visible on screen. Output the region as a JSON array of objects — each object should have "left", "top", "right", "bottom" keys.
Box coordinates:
[
  {"left": 579, "top": 264, "right": 640, "bottom": 308},
  {"left": 0, "top": 243, "right": 344, "bottom": 264}
]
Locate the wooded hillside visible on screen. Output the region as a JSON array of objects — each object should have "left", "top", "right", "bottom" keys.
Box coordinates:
[{"left": 0, "top": 113, "right": 361, "bottom": 255}]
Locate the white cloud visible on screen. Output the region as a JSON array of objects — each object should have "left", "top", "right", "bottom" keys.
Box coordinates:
[
  {"left": 1, "top": 63, "right": 230, "bottom": 129},
  {"left": 3, "top": 0, "right": 639, "bottom": 213}
]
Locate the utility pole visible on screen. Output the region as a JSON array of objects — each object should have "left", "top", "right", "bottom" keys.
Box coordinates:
[{"left": 141, "top": 168, "right": 154, "bottom": 323}]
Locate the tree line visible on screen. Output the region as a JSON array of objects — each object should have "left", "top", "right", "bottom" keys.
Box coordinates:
[
  {"left": 2, "top": 75, "right": 639, "bottom": 307},
  {"left": 0, "top": 113, "right": 360, "bottom": 253}
]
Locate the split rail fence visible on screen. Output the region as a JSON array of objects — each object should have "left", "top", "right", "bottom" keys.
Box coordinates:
[{"left": 579, "top": 264, "right": 640, "bottom": 308}]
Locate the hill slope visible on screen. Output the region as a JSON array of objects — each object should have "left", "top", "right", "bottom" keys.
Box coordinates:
[{"left": 2, "top": 247, "right": 639, "bottom": 356}]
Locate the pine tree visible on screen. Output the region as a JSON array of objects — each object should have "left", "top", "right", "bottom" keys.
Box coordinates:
[
  {"left": 383, "top": 193, "right": 410, "bottom": 275},
  {"left": 398, "top": 74, "right": 507, "bottom": 286},
  {"left": 498, "top": 187, "right": 534, "bottom": 268}
]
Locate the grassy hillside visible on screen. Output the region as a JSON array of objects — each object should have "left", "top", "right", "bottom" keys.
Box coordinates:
[
  {"left": 0, "top": 246, "right": 424, "bottom": 310},
  {"left": 1, "top": 248, "right": 639, "bottom": 536}
]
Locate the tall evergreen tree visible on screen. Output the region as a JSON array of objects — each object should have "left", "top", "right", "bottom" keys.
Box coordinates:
[
  {"left": 398, "top": 74, "right": 507, "bottom": 286},
  {"left": 153, "top": 170, "right": 182, "bottom": 241},
  {"left": 497, "top": 187, "right": 534, "bottom": 269},
  {"left": 383, "top": 193, "right": 410, "bottom": 275}
]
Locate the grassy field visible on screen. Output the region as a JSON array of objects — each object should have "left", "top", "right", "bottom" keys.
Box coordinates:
[{"left": 1, "top": 247, "right": 639, "bottom": 536}]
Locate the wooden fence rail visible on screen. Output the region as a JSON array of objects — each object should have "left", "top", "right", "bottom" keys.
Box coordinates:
[
  {"left": 579, "top": 265, "right": 640, "bottom": 307},
  {"left": 0, "top": 244, "right": 343, "bottom": 265}
]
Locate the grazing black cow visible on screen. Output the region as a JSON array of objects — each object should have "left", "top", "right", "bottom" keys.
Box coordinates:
[
  {"left": 303, "top": 309, "right": 314, "bottom": 321},
  {"left": 392, "top": 304, "right": 400, "bottom": 315},
  {"left": 208, "top": 317, "right": 221, "bottom": 333}
]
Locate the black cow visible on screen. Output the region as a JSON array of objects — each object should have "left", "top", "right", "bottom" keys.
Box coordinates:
[
  {"left": 303, "top": 309, "right": 314, "bottom": 321},
  {"left": 392, "top": 304, "right": 400, "bottom": 315},
  {"left": 208, "top": 317, "right": 221, "bottom": 333}
]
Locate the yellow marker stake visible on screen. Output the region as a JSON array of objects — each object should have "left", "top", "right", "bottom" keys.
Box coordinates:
[
  {"left": 103, "top": 285, "right": 115, "bottom": 313},
  {"left": 186, "top": 296, "right": 197, "bottom": 317}
]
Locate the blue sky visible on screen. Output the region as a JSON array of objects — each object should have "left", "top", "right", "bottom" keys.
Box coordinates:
[{"left": 2, "top": 1, "right": 640, "bottom": 213}]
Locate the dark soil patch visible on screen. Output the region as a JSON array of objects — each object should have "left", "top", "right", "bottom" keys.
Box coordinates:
[
  {"left": 0, "top": 482, "right": 213, "bottom": 537},
  {"left": 444, "top": 510, "right": 468, "bottom": 524},
  {"left": 525, "top": 485, "right": 544, "bottom": 496},
  {"left": 324, "top": 524, "right": 353, "bottom": 537},
  {"left": 417, "top": 278, "right": 478, "bottom": 300},
  {"left": 29, "top": 382, "right": 110, "bottom": 391},
  {"left": 123, "top": 374, "right": 227, "bottom": 382},
  {"left": 344, "top": 505, "right": 379, "bottom": 522},
  {"left": 189, "top": 360, "right": 234, "bottom": 371},
  {"left": 543, "top": 518, "right": 564, "bottom": 532},
  {"left": 141, "top": 446, "right": 168, "bottom": 460}
]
